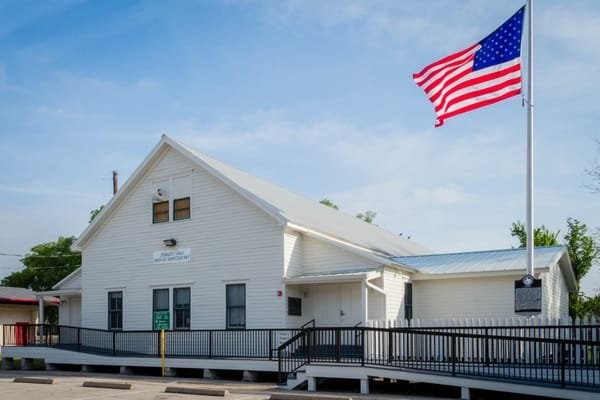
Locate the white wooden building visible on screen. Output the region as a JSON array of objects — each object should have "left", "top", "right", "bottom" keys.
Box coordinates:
[{"left": 52, "top": 135, "right": 576, "bottom": 331}]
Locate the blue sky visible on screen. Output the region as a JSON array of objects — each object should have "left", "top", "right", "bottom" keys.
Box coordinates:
[{"left": 1, "top": 0, "right": 599, "bottom": 294}]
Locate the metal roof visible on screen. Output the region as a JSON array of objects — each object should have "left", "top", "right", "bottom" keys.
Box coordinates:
[
  {"left": 0, "top": 286, "right": 60, "bottom": 305},
  {"left": 284, "top": 268, "right": 382, "bottom": 285},
  {"left": 173, "top": 137, "right": 430, "bottom": 257},
  {"left": 393, "top": 246, "right": 568, "bottom": 275}
]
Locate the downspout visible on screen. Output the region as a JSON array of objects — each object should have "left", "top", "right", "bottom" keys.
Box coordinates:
[
  {"left": 361, "top": 280, "right": 368, "bottom": 325},
  {"left": 365, "top": 280, "right": 386, "bottom": 324}
]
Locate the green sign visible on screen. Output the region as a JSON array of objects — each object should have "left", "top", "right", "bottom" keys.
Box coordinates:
[{"left": 153, "top": 311, "right": 170, "bottom": 330}]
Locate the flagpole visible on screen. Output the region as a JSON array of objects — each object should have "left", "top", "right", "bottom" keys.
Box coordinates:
[{"left": 526, "top": 0, "right": 535, "bottom": 277}]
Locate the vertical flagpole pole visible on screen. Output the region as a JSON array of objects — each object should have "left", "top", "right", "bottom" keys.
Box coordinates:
[{"left": 526, "top": 0, "right": 535, "bottom": 277}]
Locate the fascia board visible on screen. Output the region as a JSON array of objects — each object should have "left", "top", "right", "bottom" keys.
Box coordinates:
[
  {"left": 52, "top": 267, "right": 81, "bottom": 290},
  {"left": 165, "top": 137, "right": 288, "bottom": 226},
  {"left": 286, "top": 222, "right": 414, "bottom": 273},
  {"left": 74, "top": 138, "right": 172, "bottom": 250},
  {"left": 75, "top": 135, "right": 288, "bottom": 251},
  {"left": 411, "top": 267, "right": 551, "bottom": 281}
]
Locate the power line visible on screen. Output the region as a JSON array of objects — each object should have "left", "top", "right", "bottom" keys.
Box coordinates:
[{"left": 0, "top": 253, "right": 80, "bottom": 258}]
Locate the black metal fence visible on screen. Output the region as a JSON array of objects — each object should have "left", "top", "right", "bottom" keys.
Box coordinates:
[
  {"left": 277, "top": 324, "right": 600, "bottom": 391},
  {"left": 3, "top": 323, "right": 598, "bottom": 391},
  {"left": 2, "top": 324, "right": 299, "bottom": 360}
]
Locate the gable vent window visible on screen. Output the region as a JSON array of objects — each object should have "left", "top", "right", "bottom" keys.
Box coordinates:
[
  {"left": 153, "top": 201, "right": 169, "bottom": 223},
  {"left": 173, "top": 197, "right": 191, "bottom": 220}
]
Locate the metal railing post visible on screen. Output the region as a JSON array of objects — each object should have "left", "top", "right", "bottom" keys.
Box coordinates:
[
  {"left": 451, "top": 334, "right": 456, "bottom": 376},
  {"left": 209, "top": 330, "right": 213, "bottom": 359},
  {"left": 335, "top": 329, "right": 341, "bottom": 362},
  {"left": 560, "top": 341, "right": 566, "bottom": 387},
  {"left": 307, "top": 329, "right": 312, "bottom": 365},
  {"left": 388, "top": 329, "right": 393, "bottom": 365},
  {"left": 484, "top": 328, "right": 490, "bottom": 366},
  {"left": 112, "top": 331, "right": 116, "bottom": 356},
  {"left": 269, "top": 329, "right": 273, "bottom": 361},
  {"left": 77, "top": 327, "right": 81, "bottom": 352},
  {"left": 361, "top": 328, "right": 365, "bottom": 366}
]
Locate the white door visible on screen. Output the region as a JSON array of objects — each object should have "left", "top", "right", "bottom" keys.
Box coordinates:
[
  {"left": 313, "top": 283, "right": 362, "bottom": 326},
  {"left": 340, "top": 283, "right": 361, "bottom": 325}
]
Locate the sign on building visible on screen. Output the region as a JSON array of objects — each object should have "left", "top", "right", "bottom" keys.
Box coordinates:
[
  {"left": 153, "top": 248, "right": 191, "bottom": 264},
  {"left": 153, "top": 311, "right": 170, "bottom": 330},
  {"left": 514, "top": 275, "right": 542, "bottom": 314}
]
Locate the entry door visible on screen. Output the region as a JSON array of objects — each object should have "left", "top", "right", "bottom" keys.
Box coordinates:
[
  {"left": 340, "top": 283, "right": 361, "bottom": 325},
  {"left": 313, "top": 283, "right": 362, "bottom": 326}
]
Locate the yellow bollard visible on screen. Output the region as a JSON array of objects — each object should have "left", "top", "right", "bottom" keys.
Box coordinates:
[{"left": 161, "top": 329, "right": 165, "bottom": 377}]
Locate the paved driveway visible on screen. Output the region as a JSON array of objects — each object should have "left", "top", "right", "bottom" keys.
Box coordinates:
[{"left": 0, "top": 370, "right": 452, "bottom": 400}]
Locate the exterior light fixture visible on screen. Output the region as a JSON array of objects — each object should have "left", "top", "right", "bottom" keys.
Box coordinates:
[{"left": 163, "top": 238, "right": 177, "bottom": 247}]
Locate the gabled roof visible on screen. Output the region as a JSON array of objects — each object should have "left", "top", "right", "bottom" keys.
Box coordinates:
[
  {"left": 75, "top": 135, "right": 429, "bottom": 257},
  {"left": 0, "top": 286, "right": 60, "bottom": 305},
  {"left": 52, "top": 267, "right": 81, "bottom": 290},
  {"left": 393, "top": 245, "right": 577, "bottom": 291}
]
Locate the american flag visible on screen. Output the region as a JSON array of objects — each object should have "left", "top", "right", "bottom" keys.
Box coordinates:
[{"left": 413, "top": 7, "right": 525, "bottom": 127}]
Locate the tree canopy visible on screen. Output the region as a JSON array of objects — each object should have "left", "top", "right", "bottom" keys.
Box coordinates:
[
  {"left": 356, "top": 210, "right": 377, "bottom": 224},
  {"left": 510, "top": 221, "right": 559, "bottom": 247},
  {"left": 1, "top": 236, "right": 81, "bottom": 292},
  {"left": 89, "top": 205, "right": 104, "bottom": 223},
  {"left": 320, "top": 198, "right": 377, "bottom": 224},
  {"left": 511, "top": 219, "right": 598, "bottom": 318},
  {"left": 319, "top": 198, "right": 339, "bottom": 210}
]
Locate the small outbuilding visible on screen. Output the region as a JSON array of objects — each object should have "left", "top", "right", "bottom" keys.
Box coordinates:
[{"left": 0, "top": 286, "right": 59, "bottom": 348}]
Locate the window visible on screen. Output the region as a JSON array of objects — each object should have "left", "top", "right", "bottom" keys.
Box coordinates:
[
  {"left": 226, "top": 284, "right": 246, "bottom": 329},
  {"left": 153, "top": 201, "right": 169, "bottom": 223},
  {"left": 288, "top": 297, "right": 302, "bottom": 316},
  {"left": 173, "top": 197, "right": 191, "bottom": 220},
  {"left": 108, "top": 291, "right": 123, "bottom": 330},
  {"left": 404, "top": 282, "right": 413, "bottom": 320},
  {"left": 174, "top": 287, "right": 191, "bottom": 330}
]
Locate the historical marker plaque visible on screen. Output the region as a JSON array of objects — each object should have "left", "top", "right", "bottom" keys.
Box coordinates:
[{"left": 514, "top": 275, "right": 542, "bottom": 314}]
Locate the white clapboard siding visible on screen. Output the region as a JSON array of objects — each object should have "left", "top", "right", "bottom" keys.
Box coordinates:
[
  {"left": 383, "top": 268, "right": 410, "bottom": 321},
  {"left": 413, "top": 275, "right": 518, "bottom": 319},
  {"left": 368, "top": 276, "right": 385, "bottom": 321},
  {"left": 283, "top": 229, "right": 303, "bottom": 278},
  {"left": 302, "top": 236, "right": 380, "bottom": 275},
  {"left": 82, "top": 148, "right": 285, "bottom": 330},
  {"left": 540, "top": 263, "right": 570, "bottom": 319}
]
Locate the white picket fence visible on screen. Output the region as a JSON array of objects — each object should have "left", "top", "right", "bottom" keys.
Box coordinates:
[{"left": 367, "top": 315, "right": 599, "bottom": 328}]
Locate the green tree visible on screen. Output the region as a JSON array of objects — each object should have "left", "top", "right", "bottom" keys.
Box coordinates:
[
  {"left": 89, "top": 205, "right": 104, "bottom": 223},
  {"left": 356, "top": 210, "right": 377, "bottom": 224},
  {"left": 319, "top": 199, "right": 339, "bottom": 210},
  {"left": 510, "top": 219, "right": 598, "bottom": 318},
  {"left": 510, "top": 221, "right": 560, "bottom": 247},
  {"left": 564, "top": 219, "right": 599, "bottom": 318},
  {"left": 1, "top": 236, "right": 81, "bottom": 324},
  {"left": 1, "top": 236, "right": 81, "bottom": 292}
]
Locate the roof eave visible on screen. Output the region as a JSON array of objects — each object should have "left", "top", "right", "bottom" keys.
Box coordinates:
[
  {"left": 286, "top": 222, "right": 416, "bottom": 273},
  {"left": 411, "top": 267, "right": 551, "bottom": 281},
  {"left": 284, "top": 270, "right": 381, "bottom": 285}
]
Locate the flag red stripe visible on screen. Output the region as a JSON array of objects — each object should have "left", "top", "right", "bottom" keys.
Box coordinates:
[
  {"left": 433, "top": 64, "right": 521, "bottom": 112},
  {"left": 423, "top": 56, "right": 473, "bottom": 94},
  {"left": 436, "top": 88, "right": 521, "bottom": 126},
  {"left": 440, "top": 77, "right": 522, "bottom": 113},
  {"left": 427, "top": 64, "right": 474, "bottom": 103},
  {"left": 413, "top": 44, "right": 478, "bottom": 82}
]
